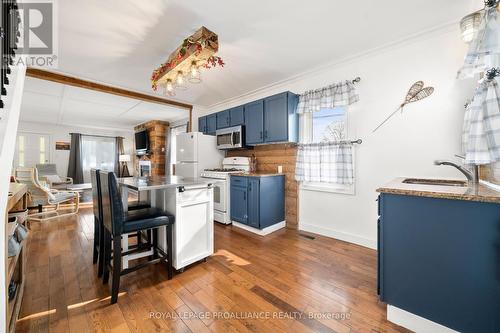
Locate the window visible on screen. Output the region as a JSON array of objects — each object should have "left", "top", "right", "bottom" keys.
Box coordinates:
[
  {"left": 299, "top": 107, "right": 354, "bottom": 194},
  {"left": 312, "top": 107, "right": 347, "bottom": 142},
  {"left": 14, "top": 133, "right": 50, "bottom": 168},
  {"left": 81, "top": 136, "right": 116, "bottom": 183},
  {"left": 39, "top": 136, "right": 46, "bottom": 164},
  {"left": 18, "top": 135, "right": 25, "bottom": 167}
]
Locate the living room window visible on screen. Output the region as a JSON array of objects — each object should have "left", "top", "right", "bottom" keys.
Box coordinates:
[{"left": 81, "top": 135, "right": 116, "bottom": 183}]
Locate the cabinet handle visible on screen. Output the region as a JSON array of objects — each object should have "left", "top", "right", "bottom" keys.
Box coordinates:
[
  {"left": 243, "top": 192, "right": 246, "bottom": 200},
  {"left": 264, "top": 130, "right": 268, "bottom": 139},
  {"left": 259, "top": 131, "right": 263, "bottom": 139},
  {"left": 248, "top": 184, "right": 251, "bottom": 191}
]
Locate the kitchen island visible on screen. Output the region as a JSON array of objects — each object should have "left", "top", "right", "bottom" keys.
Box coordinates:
[
  {"left": 377, "top": 178, "right": 500, "bottom": 333},
  {"left": 119, "top": 176, "right": 214, "bottom": 270}
]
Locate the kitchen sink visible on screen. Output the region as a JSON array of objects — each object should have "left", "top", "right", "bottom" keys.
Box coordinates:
[{"left": 402, "top": 178, "right": 468, "bottom": 187}]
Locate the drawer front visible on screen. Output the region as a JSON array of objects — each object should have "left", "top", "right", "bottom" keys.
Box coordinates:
[{"left": 230, "top": 176, "right": 248, "bottom": 188}]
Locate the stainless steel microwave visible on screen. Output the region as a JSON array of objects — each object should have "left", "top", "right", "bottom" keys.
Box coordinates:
[{"left": 216, "top": 125, "right": 245, "bottom": 150}]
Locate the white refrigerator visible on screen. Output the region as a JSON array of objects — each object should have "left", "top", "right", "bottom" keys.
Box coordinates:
[{"left": 176, "top": 132, "right": 223, "bottom": 178}]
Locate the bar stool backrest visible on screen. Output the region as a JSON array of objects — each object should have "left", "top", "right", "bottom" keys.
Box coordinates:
[
  {"left": 99, "top": 170, "right": 125, "bottom": 235},
  {"left": 90, "top": 169, "right": 102, "bottom": 223}
]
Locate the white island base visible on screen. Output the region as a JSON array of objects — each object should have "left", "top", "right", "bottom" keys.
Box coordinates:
[
  {"left": 119, "top": 177, "right": 214, "bottom": 271},
  {"left": 154, "top": 185, "right": 214, "bottom": 270}
]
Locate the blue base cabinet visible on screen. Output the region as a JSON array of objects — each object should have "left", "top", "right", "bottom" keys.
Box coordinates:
[
  {"left": 230, "top": 175, "right": 285, "bottom": 229},
  {"left": 378, "top": 193, "right": 500, "bottom": 333}
]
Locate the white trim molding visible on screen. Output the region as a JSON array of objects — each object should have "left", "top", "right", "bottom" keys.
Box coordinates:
[
  {"left": 299, "top": 222, "right": 376, "bottom": 249},
  {"left": 205, "top": 21, "right": 459, "bottom": 112},
  {"left": 387, "top": 305, "right": 459, "bottom": 333},
  {"left": 232, "top": 221, "right": 286, "bottom": 236}
]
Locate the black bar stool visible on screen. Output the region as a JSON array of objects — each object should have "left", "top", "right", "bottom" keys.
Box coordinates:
[
  {"left": 99, "top": 171, "right": 174, "bottom": 304},
  {"left": 90, "top": 169, "right": 151, "bottom": 278}
]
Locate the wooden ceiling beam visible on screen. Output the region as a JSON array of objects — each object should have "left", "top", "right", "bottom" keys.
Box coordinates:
[{"left": 25, "top": 67, "right": 193, "bottom": 111}]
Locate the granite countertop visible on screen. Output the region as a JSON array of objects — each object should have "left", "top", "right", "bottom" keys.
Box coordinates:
[
  {"left": 119, "top": 176, "right": 213, "bottom": 191},
  {"left": 377, "top": 177, "right": 500, "bottom": 204},
  {"left": 231, "top": 172, "right": 285, "bottom": 177}
]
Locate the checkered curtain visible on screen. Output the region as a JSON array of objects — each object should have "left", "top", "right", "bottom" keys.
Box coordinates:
[
  {"left": 463, "top": 76, "right": 500, "bottom": 164},
  {"left": 295, "top": 142, "right": 354, "bottom": 184},
  {"left": 296, "top": 81, "right": 359, "bottom": 113},
  {"left": 458, "top": 5, "right": 500, "bottom": 79}
]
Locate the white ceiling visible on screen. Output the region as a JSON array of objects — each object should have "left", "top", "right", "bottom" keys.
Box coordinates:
[
  {"left": 20, "top": 77, "right": 189, "bottom": 130},
  {"left": 53, "top": 0, "right": 475, "bottom": 107}
]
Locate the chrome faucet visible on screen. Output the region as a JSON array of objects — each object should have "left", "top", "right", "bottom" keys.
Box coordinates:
[{"left": 434, "top": 159, "right": 478, "bottom": 184}]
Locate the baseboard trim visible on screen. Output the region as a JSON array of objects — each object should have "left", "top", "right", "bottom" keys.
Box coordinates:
[
  {"left": 387, "top": 305, "right": 459, "bottom": 333},
  {"left": 232, "top": 221, "right": 286, "bottom": 236},
  {"left": 299, "top": 222, "right": 376, "bottom": 249}
]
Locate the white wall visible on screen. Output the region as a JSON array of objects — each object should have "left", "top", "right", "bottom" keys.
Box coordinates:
[
  {"left": 0, "top": 64, "right": 26, "bottom": 333},
  {"left": 16, "top": 121, "right": 135, "bottom": 177},
  {"left": 194, "top": 25, "right": 478, "bottom": 248}
]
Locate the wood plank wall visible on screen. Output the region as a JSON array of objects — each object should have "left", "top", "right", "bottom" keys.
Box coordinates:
[
  {"left": 227, "top": 143, "right": 298, "bottom": 229},
  {"left": 134, "top": 120, "right": 169, "bottom": 176},
  {"left": 480, "top": 163, "right": 500, "bottom": 186}
]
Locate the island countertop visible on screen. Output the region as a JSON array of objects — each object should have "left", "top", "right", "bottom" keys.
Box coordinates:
[
  {"left": 118, "top": 176, "right": 213, "bottom": 191},
  {"left": 377, "top": 177, "right": 500, "bottom": 204}
]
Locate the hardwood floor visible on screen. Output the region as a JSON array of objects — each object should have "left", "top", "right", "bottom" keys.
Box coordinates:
[{"left": 16, "top": 208, "right": 409, "bottom": 333}]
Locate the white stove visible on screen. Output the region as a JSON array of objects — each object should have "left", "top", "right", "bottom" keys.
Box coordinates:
[
  {"left": 201, "top": 168, "right": 246, "bottom": 179},
  {"left": 201, "top": 157, "right": 251, "bottom": 224}
]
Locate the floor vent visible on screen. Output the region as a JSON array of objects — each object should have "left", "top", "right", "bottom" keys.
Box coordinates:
[{"left": 299, "top": 233, "right": 315, "bottom": 240}]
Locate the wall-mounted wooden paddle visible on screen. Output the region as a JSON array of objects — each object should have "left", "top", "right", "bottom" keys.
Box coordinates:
[{"left": 372, "top": 81, "right": 434, "bottom": 133}]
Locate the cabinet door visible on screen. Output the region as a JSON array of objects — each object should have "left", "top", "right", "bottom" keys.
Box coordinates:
[
  {"left": 377, "top": 218, "right": 381, "bottom": 296},
  {"left": 173, "top": 187, "right": 214, "bottom": 269},
  {"left": 198, "top": 116, "right": 207, "bottom": 134},
  {"left": 206, "top": 114, "right": 217, "bottom": 135},
  {"left": 216, "top": 110, "right": 231, "bottom": 129},
  {"left": 247, "top": 178, "right": 260, "bottom": 228},
  {"left": 229, "top": 106, "right": 244, "bottom": 126},
  {"left": 264, "top": 92, "right": 288, "bottom": 142},
  {"left": 244, "top": 100, "right": 264, "bottom": 145},
  {"left": 230, "top": 186, "right": 248, "bottom": 224}
]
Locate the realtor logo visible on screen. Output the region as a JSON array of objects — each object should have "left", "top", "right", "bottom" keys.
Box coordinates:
[{"left": 13, "top": 0, "right": 58, "bottom": 67}]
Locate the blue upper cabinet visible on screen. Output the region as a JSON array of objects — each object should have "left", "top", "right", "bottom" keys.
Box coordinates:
[
  {"left": 199, "top": 91, "right": 298, "bottom": 144},
  {"left": 264, "top": 92, "right": 289, "bottom": 142},
  {"left": 244, "top": 100, "right": 265, "bottom": 145},
  {"left": 245, "top": 92, "right": 298, "bottom": 145},
  {"left": 216, "top": 110, "right": 231, "bottom": 129},
  {"left": 206, "top": 114, "right": 217, "bottom": 135},
  {"left": 229, "top": 106, "right": 245, "bottom": 126},
  {"left": 198, "top": 116, "right": 207, "bottom": 134}
]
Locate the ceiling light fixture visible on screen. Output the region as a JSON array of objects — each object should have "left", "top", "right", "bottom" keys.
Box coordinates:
[
  {"left": 175, "top": 71, "right": 188, "bottom": 90},
  {"left": 460, "top": 10, "right": 483, "bottom": 43},
  {"left": 188, "top": 61, "right": 202, "bottom": 84},
  {"left": 164, "top": 79, "right": 175, "bottom": 96},
  {"left": 151, "top": 26, "right": 224, "bottom": 93}
]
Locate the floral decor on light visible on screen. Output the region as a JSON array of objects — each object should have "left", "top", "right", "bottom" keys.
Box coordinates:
[{"left": 151, "top": 27, "right": 225, "bottom": 93}]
